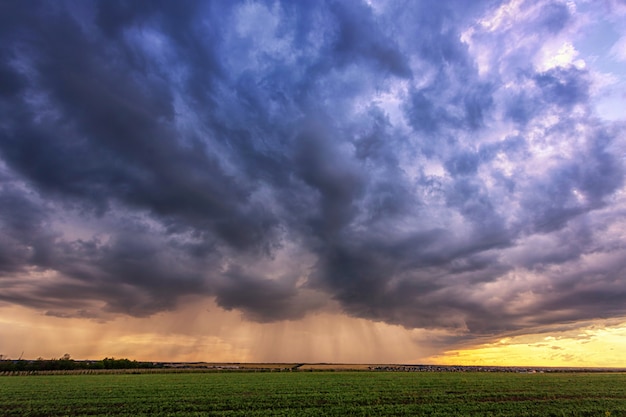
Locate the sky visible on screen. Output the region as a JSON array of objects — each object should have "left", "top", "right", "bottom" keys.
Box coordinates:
[{"left": 1, "top": 0, "right": 626, "bottom": 367}]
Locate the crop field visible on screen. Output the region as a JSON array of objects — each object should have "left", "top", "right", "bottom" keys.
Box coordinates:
[{"left": 1, "top": 371, "right": 626, "bottom": 416}]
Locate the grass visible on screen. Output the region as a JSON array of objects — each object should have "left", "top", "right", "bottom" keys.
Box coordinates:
[{"left": 1, "top": 371, "right": 626, "bottom": 416}]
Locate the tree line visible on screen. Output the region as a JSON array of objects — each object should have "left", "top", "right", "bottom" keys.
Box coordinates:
[{"left": 0, "top": 356, "right": 158, "bottom": 371}]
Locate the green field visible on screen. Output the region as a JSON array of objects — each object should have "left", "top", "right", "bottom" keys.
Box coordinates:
[{"left": 2, "top": 371, "right": 626, "bottom": 416}]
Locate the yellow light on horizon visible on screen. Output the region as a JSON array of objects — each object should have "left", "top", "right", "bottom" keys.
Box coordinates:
[{"left": 430, "top": 321, "right": 626, "bottom": 368}]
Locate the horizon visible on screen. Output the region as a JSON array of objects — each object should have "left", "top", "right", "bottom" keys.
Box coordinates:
[
  {"left": 3, "top": 356, "right": 626, "bottom": 371},
  {"left": 1, "top": 0, "right": 626, "bottom": 368}
]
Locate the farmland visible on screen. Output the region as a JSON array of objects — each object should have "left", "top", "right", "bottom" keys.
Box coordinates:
[{"left": 1, "top": 371, "right": 626, "bottom": 416}]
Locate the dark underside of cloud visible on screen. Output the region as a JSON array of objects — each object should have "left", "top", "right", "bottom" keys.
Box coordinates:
[{"left": 1, "top": 0, "right": 625, "bottom": 336}]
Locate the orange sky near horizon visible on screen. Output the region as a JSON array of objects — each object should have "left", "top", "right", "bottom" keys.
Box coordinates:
[{"left": 1, "top": 301, "right": 625, "bottom": 368}]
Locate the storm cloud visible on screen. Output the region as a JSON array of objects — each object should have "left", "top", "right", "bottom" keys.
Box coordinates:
[{"left": 1, "top": 0, "right": 625, "bottom": 341}]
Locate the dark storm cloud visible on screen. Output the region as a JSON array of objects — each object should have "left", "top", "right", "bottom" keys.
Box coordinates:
[
  {"left": 536, "top": 1, "right": 571, "bottom": 33},
  {"left": 325, "top": 1, "right": 412, "bottom": 77},
  {"left": 213, "top": 264, "right": 326, "bottom": 323},
  {"left": 0, "top": 177, "right": 53, "bottom": 273},
  {"left": 535, "top": 67, "right": 589, "bottom": 108},
  {"left": 1, "top": 0, "right": 625, "bottom": 338}
]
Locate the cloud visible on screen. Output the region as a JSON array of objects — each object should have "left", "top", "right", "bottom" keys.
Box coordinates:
[
  {"left": 610, "top": 35, "right": 626, "bottom": 62},
  {"left": 0, "top": 0, "right": 625, "bottom": 348}
]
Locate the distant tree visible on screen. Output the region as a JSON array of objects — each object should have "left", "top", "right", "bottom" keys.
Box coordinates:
[{"left": 0, "top": 355, "right": 155, "bottom": 372}]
